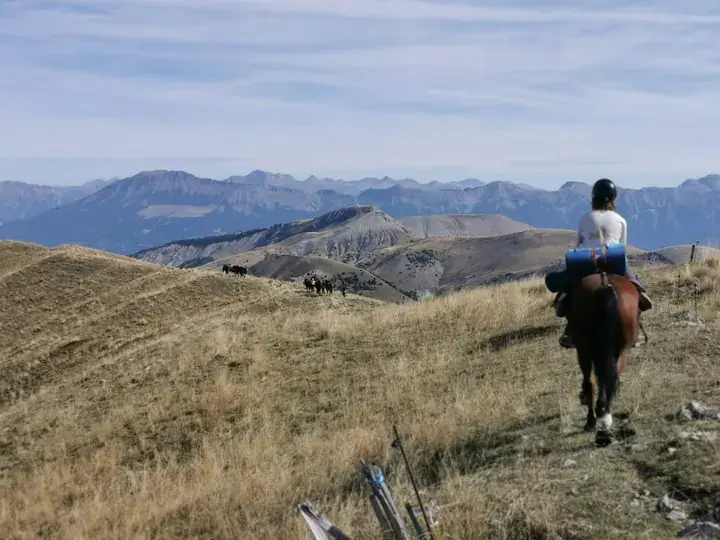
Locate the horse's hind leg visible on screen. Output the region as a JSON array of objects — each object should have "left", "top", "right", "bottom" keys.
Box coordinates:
[
  {"left": 595, "top": 401, "right": 613, "bottom": 446},
  {"left": 583, "top": 376, "right": 596, "bottom": 431},
  {"left": 594, "top": 379, "right": 618, "bottom": 446},
  {"left": 578, "top": 355, "right": 596, "bottom": 432}
]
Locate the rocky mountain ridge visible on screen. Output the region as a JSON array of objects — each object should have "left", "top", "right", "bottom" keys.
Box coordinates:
[{"left": 0, "top": 170, "right": 717, "bottom": 253}]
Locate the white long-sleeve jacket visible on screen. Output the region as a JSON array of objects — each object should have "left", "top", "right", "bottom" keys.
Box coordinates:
[{"left": 576, "top": 209, "right": 627, "bottom": 249}]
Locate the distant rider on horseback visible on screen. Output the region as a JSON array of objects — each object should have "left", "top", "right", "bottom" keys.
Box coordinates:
[{"left": 554, "top": 178, "right": 653, "bottom": 348}]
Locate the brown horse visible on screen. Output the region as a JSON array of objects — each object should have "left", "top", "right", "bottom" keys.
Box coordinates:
[{"left": 567, "top": 271, "right": 640, "bottom": 446}]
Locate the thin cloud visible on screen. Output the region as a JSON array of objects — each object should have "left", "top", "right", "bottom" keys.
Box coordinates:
[
  {"left": 1, "top": 0, "right": 719, "bottom": 186},
  {"left": 31, "top": 0, "right": 720, "bottom": 24}
]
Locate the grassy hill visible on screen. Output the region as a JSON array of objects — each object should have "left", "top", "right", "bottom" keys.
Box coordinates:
[{"left": 1, "top": 240, "right": 719, "bottom": 539}]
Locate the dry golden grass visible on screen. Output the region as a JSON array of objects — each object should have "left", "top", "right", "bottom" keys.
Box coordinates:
[{"left": 1, "top": 241, "right": 719, "bottom": 539}]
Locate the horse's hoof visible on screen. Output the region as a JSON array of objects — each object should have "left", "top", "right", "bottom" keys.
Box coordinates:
[
  {"left": 595, "top": 429, "right": 613, "bottom": 447},
  {"left": 584, "top": 421, "right": 596, "bottom": 433}
]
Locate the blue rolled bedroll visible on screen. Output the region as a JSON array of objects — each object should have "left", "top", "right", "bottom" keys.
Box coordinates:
[{"left": 545, "top": 243, "right": 628, "bottom": 293}]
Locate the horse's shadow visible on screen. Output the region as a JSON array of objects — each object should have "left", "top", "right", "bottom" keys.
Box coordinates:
[
  {"left": 480, "top": 324, "right": 559, "bottom": 352},
  {"left": 411, "top": 413, "right": 560, "bottom": 486},
  {"left": 331, "top": 414, "right": 561, "bottom": 497}
]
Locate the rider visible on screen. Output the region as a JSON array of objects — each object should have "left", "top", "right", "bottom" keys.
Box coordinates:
[{"left": 555, "top": 178, "right": 653, "bottom": 348}]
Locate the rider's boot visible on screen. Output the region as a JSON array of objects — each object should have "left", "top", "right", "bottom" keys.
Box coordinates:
[
  {"left": 555, "top": 292, "right": 575, "bottom": 348},
  {"left": 559, "top": 321, "right": 575, "bottom": 349}
]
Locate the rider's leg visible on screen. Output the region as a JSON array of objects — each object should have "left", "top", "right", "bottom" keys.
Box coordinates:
[
  {"left": 554, "top": 292, "right": 566, "bottom": 316},
  {"left": 556, "top": 290, "right": 575, "bottom": 348},
  {"left": 559, "top": 320, "right": 575, "bottom": 349},
  {"left": 547, "top": 269, "right": 575, "bottom": 348}
]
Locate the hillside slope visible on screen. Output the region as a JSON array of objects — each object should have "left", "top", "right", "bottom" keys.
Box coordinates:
[
  {"left": 1, "top": 241, "right": 719, "bottom": 539},
  {"left": 197, "top": 249, "right": 411, "bottom": 303},
  {"left": 134, "top": 206, "right": 414, "bottom": 267},
  {"left": 357, "top": 229, "right": 648, "bottom": 295},
  {"left": 244, "top": 253, "right": 411, "bottom": 303},
  {"left": 398, "top": 213, "right": 533, "bottom": 238},
  {"left": 195, "top": 249, "right": 412, "bottom": 303}
]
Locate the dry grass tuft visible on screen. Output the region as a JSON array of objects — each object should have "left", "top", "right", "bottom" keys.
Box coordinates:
[{"left": 1, "top": 241, "right": 719, "bottom": 539}]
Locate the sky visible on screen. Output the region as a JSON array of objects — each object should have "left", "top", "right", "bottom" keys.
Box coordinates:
[{"left": 1, "top": 0, "right": 720, "bottom": 188}]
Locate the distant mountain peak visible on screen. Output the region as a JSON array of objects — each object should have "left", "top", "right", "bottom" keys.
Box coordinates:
[
  {"left": 559, "top": 181, "right": 591, "bottom": 193},
  {"left": 458, "top": 178, "right": 486, "bottom": 188},
  {"left": 680, "top": 174, "right": 720, "bottom": 191},
  {"left": 560, "top": 181, "right": 589, "bottom": 188},
  {"left": 134, "top": 169, "right": 170, "bottom": 177},
  {"left": 131, "top": 170, "right": 200, "bottom": 181},
  {"left": 305, "top": 205, "right": 392, "bottom": 230}
]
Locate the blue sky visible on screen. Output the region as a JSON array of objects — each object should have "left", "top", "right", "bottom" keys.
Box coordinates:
[{"left": 1, "top": 0, "right": 719, "bottom": 188}]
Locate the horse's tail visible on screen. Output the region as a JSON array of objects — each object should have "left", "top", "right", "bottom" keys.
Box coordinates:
[{"left": 592, "top": 279, "right": 621, "bottom": 416}]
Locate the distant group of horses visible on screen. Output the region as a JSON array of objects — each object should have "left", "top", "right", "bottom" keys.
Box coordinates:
[
  {"left": 222, "top": 264, "right": 247, "bottom": 276},
  {"left": 304, "top": 275, "right": 346, "bottom": 296},
  {"left": 219, "top": 265, "right": 347, "bottom": 297}
]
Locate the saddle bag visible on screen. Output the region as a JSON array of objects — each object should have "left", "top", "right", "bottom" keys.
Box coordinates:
[{"left": 544, "top": 270, "right": 567, "bottom": 293}]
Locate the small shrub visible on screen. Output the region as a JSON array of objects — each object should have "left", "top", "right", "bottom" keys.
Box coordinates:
[{"left": 703, "top": 257, "right": 719, "bottom": 269}]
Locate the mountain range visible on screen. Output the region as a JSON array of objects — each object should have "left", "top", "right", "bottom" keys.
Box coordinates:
[
  {"left": 0, "top": 169, "right": 718, "bottom": 254},
  {"left": 0, "top": 178, "right": 110, "bottom": 226}
]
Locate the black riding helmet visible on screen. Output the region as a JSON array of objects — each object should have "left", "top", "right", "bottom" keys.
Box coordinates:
[{"left": 592, "top": 178, "right": 617, "bottom": 203}]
